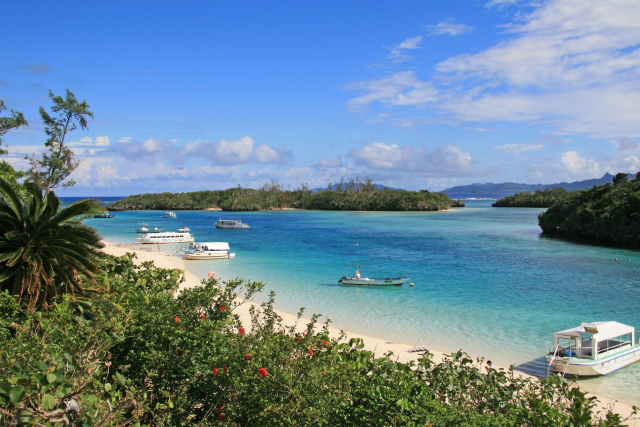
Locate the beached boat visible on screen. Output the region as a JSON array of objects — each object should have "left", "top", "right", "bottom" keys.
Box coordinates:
[
  {"left": 136, "top": 230, "right": 194, "bottom": 244},
  {"left": 214, "top": 218, "right": 250, "bottom": 229},
  {"left": 338, "top": 266, "right": 408, "bottom": 286},
  {"left": 184, "top": 242, "right": 235, "bottom": 260},
  {"left": 546, "top": 321, "right": 640, "bottom": 376},
  {"left": 94, "top": 211, "right": 115, "bottom": 218},
  {"left": 165, "top": 212, "right": 177, "bottom": 218}
]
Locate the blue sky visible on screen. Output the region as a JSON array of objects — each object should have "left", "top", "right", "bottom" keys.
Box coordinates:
[{"left": 2, "top": 0, "right": 640, "bottom": 196}]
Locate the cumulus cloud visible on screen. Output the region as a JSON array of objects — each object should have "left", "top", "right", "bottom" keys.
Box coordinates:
[
  {"left": 426, "top": 20, "right": 474, "bottom": 36},
  {"left": 178, "top": 136, "right": 293, "bottom": 166},
  {"left": 69, "top": 136, "right": 93, "bottom": 146},
  {"left": 345, "top": 71, "right": 438, "bottom": 112},
  {"left": 95, "top": 136, "right": 110, "bottom": 146},
  {"left": 349, "top": 142, "right": 472, "bottom": 176}
]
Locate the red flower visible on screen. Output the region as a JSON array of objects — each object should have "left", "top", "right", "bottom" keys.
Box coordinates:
[
  {"left": 200, "top": 313, "right": 205, "bottom": 320},
  {"left": 296, "top": 337, "right": 301, "bottom": 342},
  {"left": 184, "top": 327, "right": 186, "bottom": 331},
  {"left": 223, "top": 364, "right": 227, "bottom": 372},
  {"left": 322, "top": 369, "right": 326, "bottom": 374},
  {"left": 214, "top": 368, "right": 219, "bottom": 376},
  {"left": 174, "top": 316, "right": 180, "bottom": 323},
  {"left": 220, "top": 406, "right": 224, "bottom": 411},
  {"left": 239, "top": 327, "right": 245, "bottom": 336},
  {"left": 309, "top": 346, "right": 314, "bottom": 356},
  {"left": 180, "top": 352, "right": 184, "bottom": 357},
  {"left": 220, "top": 413, "right": 225, "bottom": 421},
  {"left": 322, "top": 340, "right": 329, "bottom": 348},
  {"left": 245, "top": 353, "right": 251, "bottom": 360},
  {"left": 259, "top": 367, "right": 268, "bottom": 377},
  {"left": 219, "top": 304, "right": 226, "bottom": 311}
]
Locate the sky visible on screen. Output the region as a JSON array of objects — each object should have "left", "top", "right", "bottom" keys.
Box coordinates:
[{"left": 2, "top": 0, "right": 640, "bottom": 196}]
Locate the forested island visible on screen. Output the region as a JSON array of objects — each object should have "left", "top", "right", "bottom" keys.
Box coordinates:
[
  {"left": 108, "top": 179, "right": 465, "bottom": 211},
  {"left": 491, "top": 188, "right": 571, "bottom": 207},
  {"left": 538, "top": 173, "right": 640, "bottom": 247}
]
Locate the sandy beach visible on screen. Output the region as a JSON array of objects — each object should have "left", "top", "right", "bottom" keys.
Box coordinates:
[{"left": 102, "top": 241, "right": 638, "bottom": 423}]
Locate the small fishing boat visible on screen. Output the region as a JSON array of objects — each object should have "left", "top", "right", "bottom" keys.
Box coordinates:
[
  {"left": 136, "top": 229, "right": 194, "bottom": 244},
  {"left": 93, "top": 211, "right": 115, "bottom": 218},
  {"left": 546, "top": 321, "right": 640, "bottom": 376},
  {"left": 214, "top": 218, "right": 250, "bottom": 229},
  {"left": 338, "top": 266, "right": 408, "bottom": 286},
  {"left": 165, "top": 212, "right": 177, "bottom": 218},
  {"left": 183, "top": 242, "right": 235, "bottom": 260}
]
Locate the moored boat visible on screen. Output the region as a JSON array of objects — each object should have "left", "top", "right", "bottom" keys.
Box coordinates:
[
  {"left": 214, "top": 218, "right": 249, "bottom": 229},
  {"left": 184, "top": 242, "right": 235, "bottom": 260},
  {"left": 338, "top": 266, "right": 408, "bottom": 286},
  {"left": 165, "top": 212, "right": 177, "bottom": 218},
  {"left": 94, "top": 211, "right": 115, "bottom": 218},
  {"left": 546, "top": 321, "right": 640, "bottom": 376},
  {"left": 136, "top": 224, "right": 163, "bottom": 233},
  {"left": 136, "top": 230, "right": 194, "bottom": 244}
]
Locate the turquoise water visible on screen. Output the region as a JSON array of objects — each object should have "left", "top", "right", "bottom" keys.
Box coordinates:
[{"left": 85, "top": 201, "right": 640, "bottom": 405}]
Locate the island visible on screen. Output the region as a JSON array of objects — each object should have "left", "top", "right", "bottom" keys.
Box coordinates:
[
  {"left": 108, "top": 181, "right": 465, "bottom": 211},
  {"left": 491, "top": 188, "right": 572, "bottom": 208}
]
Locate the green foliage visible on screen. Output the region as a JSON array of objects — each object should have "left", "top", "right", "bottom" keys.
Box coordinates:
[
  {"left": 492, "top": 188, "right": 572, "bottom": 207},
  {"left": 24, "top": 89, "right": 93, "bottom": 190},
  {"left": 1, "top": 254, "right": 634, "bottom": 426},
  {"left": 0, "top": 177, "right": 104, "bottom": 310},
  {"left": 0, "top": 99, "right": 28, "bottom": 156},
  {"left": 109, "top": 178, "right": 464, "bottom": 211},
  {"left": 0, "top": 161, "right": 25, "bottom": 196},
  {"left": 538, "top": 176, "right": 640, "bottom": 247}
]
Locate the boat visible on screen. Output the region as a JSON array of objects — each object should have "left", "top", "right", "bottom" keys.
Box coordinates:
[
  {"left": 338, "top": 266, "right": 408, "bottom": 286},
  {"left": 93, "top": 211, "right": 115, "bottom": 218},
  {"left": 183, "top": 242, "right": 235, "bottom": 260},
  {"left": 165, "top": 212, "right": 177, "bottom": 218},
  {"left": 214, "top": 218, "right": 250, "bottom": 229},
  {"left": 177, "top": 227, "right": 190, "bottom": 232},
  {"left": 546, "top": 321, "right": 640, "bottom": 376},
  {"left": 136, "top": 230, "right": 194, "bottom": 244},
  {"left": 135, "top": 224, "right": 163, "bottom": 233}
]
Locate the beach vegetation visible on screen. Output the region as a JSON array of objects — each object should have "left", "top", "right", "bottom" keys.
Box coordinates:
[
  {"left": 1, "top": 253, "right": 634, "bottom": 426},
  {"left": 0, "top": 177, "right": 104, "bottom": 311},
  {"left": 108, "top": 178, "right": 464, "bottom": 211}
]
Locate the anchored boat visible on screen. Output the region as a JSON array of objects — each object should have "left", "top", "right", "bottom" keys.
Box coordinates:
[
  {"left": 184, "top": 242, "right": 235, "bottom": 260},
  {"left": 214, "top": 218, "right": 250, "bottom": 229},
  {"left": 546, "top": 321, "right": 640, "bottom": 376},
  {"left": 136, "top": 229, "right": 194, "bottom": 244},
  {"left": 338, "top": 265, "right": 408, "bottom": 286}
]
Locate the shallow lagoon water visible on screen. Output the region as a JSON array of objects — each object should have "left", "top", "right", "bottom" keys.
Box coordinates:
[{"left": 85, "top": 201, "right": 640, "bottom": 405}]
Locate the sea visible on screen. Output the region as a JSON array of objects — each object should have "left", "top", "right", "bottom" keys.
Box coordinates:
[{"left": 66, "top": 195, "right": 640, "bottom": 405}]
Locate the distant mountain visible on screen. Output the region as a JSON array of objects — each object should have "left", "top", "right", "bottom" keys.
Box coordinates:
[{"left": 443, "top": 173, "right": 626, "bottom": 194}]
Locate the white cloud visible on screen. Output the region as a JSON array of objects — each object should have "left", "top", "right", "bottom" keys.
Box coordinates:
[
  {"left": 561, "top": 151, "right": 601, "bottom": 174},
  {"left": 119, "top": 136, "right": 132, "bottom": 143},
  {"left": 484, "top": 0, "right": 520, "bottom": 9},
  {"left": 349, "top": 142, "right": 472, "bottom": 176},
  {"left": 494, "top": 143, "right": 544, "bottom": 155},
  {"left": 68, "top": 136, "right": 93, "bottom": 146},
  {"left": 426, "top": 20, "right": 474, "bottom": 36},
  {"left": 317, "top": 156, "right": 344, "bottom": 168},
  {"left": 389, "top": 36, "right": 423, "bottom": 61},
  {"left": 345, "top": 71, "right": 438, "bottom": 112},
  {"left": 95, "top": 136, "right": 110, "bottom": 146}
]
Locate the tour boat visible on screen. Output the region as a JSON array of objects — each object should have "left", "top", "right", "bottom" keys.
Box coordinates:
[
  {"left": 183, "top": 242, "right": 235, "bottom": 260},
  {"left": 214, "top": 218, "right": 250, "bottom": 229},
  {"left": 165, "top": 212, "right": 177, "bottom": 218},
  {"left": 136, "top": 230, "right": 194, "bottom": 244},
  {"left": 546, "top": 321, "right": 640, "bottom": 376},
  {"left": 338, "top": 266, "right": 408, "bottom": 286}
]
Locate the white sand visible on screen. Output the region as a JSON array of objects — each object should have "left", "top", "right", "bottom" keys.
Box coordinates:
[{"left": 101, "top": 242, "right": 638, "bottom": 423}]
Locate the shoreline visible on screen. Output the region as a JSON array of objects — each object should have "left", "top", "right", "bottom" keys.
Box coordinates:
[{"left": 101, "top": 241, "right": 638, "bottom": 422}]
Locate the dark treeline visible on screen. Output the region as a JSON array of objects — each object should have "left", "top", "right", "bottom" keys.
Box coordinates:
[
  {"left": 492, "top": 188, "right": 572, "bottom": 207},
  {"left": 109, "top": 178, "right": 464, "bottom": 211},
  {"left": 538, "top": 173, "right": 640, "bottom": 247}
]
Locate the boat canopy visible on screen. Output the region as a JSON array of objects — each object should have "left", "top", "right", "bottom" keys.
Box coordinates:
[
  {"left": 191, "top": 242, "right": 230, "bottom": 251},
  {"left": 554, "top": 321, "right": 634, "bottom": 341}
]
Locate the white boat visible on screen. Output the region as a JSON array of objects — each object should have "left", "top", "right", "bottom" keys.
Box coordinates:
[
  {"left": 136, "top": 224, "right": 163, "bottom": 233},
  {"left": 165, "top": 212, "right": 177, "bottom": 218},
  {"left": 546, "top": 321, "right": 640, "bottom": 376},
  {"left": 136, "top": 230, "right": 194, "bottom": 244},
  {"left": 214, "top": 218, "right": 249, "bottom": 229},
  {"left": 338, "top": 266, "right": 408, "bottom": 286},
  {"left": 94, "top": 211, "right": 115, "bottom": 218},
  {"left": 183, "top": 242, "right": 235, "bottom": 260}
]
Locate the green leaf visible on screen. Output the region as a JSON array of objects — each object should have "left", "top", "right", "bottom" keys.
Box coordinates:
[
  {"left": 42, "top": 393, "right": 56, "bottom": 410},
  {"left": 116, "top": 372, "right": 126, "bottom": 386},
  {"left": 104, "top": 383, "right": 112, "bottom": 392},
  {"left": 168, "top": 400, "right": 174, "bottom": 408},
  {"left": 9, "top": 385, "right": 25, "bottom": 404},
  {"left": 46, "top": 372, "right": 58, "bottom": 384},
  {"left": 0, "top": 381, "right": 10, "bottom": 395}
]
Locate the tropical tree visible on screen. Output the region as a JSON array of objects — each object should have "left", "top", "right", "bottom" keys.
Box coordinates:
[
  {"left": 24, "top": 89, "right": 93, "bottom": 191},
  {"left": 0, "top": 177, "right": 103, "bottom": 311},
  {"left": 0, "top": 99, "right": 28, "bottom": 156}
]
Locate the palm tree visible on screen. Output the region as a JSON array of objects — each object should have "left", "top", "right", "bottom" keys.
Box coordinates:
[{"left": 0, "top": 178, "right": 104, "bottom": 311}]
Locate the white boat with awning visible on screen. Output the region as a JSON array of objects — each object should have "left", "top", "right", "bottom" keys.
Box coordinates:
[
  {"left": 546, "top": 321, "right": 640, "bottom": 376},
  {"left": 214, "top": 218, "right": 249, "bottom": 229},
  {"left": 184, "top": 242, "right": 235, "bottom": 260},
  {"left": 136, "top": 230, "right": 194, "bottom": 244}
]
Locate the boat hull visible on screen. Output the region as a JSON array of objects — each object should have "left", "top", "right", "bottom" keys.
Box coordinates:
[
  {"left": 547, "top": 346, "right": 640, "bottom": 376},
  {"left": 339, "top": 277, "right": 408, "bottom": 286},
  {"left": 185, "top": 252, "right": 233, "bottom": 260},
  {"left": 215, "top": 224, "right": 249, "bottom": 229}
]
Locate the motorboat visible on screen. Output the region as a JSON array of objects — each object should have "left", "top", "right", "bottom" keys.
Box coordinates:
[
  {"left": 136, "top": 224, "right": 163, "bottom": 233},
  {"left": 93, "top": 211, "right": 115, "bottom": 218},
  {"left": 546, "top": 321, "right": 640, "bottom": 376},
  {"left": 214, "top": 218, "right": 249, "bottom": 229},
  {"left": 183, "top": 242, "right": 235, "bottom": 260},
  {"left": 165, "top": 212, "right": 177, "bottom": 218},
  {"left": 338, "top": 266, "right": 408, "bottom": 286},
  {"left": 177, "top": 227, "right": 190, "bottom": 232},
  {"left": 136, "top": 230, "right": 194, "bottom": 244}
]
